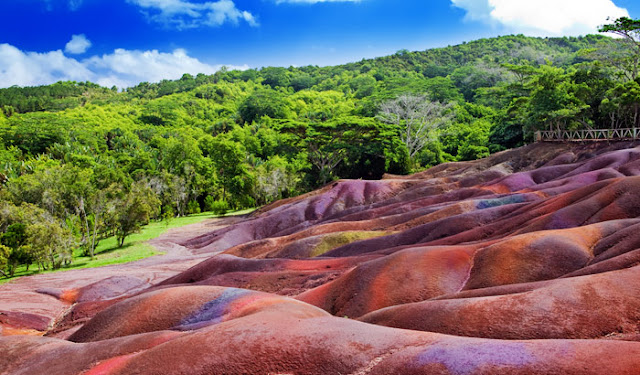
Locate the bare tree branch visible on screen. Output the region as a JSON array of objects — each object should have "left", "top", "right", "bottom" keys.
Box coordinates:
[{"left": 377, "top": 94, "right": 454, "bottom": 159}]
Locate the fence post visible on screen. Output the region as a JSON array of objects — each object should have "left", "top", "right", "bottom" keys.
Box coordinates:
[{"left": 535, "top": 131, "right": 542, "bottom": 142}]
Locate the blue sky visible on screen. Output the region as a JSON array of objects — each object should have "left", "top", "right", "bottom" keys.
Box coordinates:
[{"left": 1, "top": 0, "right": 639, "bottom": 88}]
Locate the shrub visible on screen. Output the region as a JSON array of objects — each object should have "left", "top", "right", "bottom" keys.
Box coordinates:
[
  {"left": 203, "top": 196, "right": 216, "bottom": 212},
  {"left": 210, "top": 200, "right": 229, "bottom": 216},
  {"left": 186, "top": 200, "right": 201, "bottom": 215}
]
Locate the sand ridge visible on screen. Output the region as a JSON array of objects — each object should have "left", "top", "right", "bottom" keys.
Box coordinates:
[{"left": 4, "top": 142, "right": 640, "bottom": 373}]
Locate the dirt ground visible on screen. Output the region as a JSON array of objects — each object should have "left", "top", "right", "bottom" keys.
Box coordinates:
[{"left": 0, "top": 216, "right": 243, "bottom": 334}]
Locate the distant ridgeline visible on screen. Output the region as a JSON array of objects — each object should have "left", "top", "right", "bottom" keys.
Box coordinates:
[{"left": 0, "top": 33, "right": 639, "bottom": 273}]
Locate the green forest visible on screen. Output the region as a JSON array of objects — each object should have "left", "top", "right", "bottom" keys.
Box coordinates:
[{"left": 1, "top": 18, "right": 640, "bottom": 276}]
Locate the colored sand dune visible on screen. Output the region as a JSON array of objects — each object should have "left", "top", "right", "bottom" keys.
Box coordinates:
[{"left": 4, "top": 142, "right": 640, "bottom": 373}]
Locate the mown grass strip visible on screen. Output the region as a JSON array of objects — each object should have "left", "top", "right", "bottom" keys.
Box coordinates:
[{"left": 0, "top": 209, "right": 254, "bottom": 285}]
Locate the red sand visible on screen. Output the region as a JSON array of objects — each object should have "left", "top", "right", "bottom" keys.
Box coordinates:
[{"left": 4, "top": 142, "right": 640, "bottom": 373}]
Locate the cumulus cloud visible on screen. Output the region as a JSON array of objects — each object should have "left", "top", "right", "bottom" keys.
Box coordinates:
[
  {"left": 451, "top": 0, "right": 629, "bottom": 36},
  {"left": 0, "top": 43, "right": 246, "bottom": 89},
  {"left": 85, "top": 48, "right": 248, "bottom": 88},
  {"left": 127, "top": 0, "right": 258, "bottom": 29},
  {"left": 0, "top": 44, "right": 93, "bottom": 87},
  {"left": 65, "top": 34, "right": 92, "bottom": 54}
]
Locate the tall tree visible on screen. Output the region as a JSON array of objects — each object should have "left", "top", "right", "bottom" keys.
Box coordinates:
[
  {"left": 377, "top": 94, "right": 454, "bottom": 162},
  {"left": 0, "top": 223, "right": 31, "bottom": 276},
  {"left": 85, "top": 185, "right": 119, "bottom": 259},
  {"left": 524, "top": 65, "right": 591, "bottom": 133},
  {"left": 207, "top": 136, "right": 251, "bottom": 205},
  {"left": 601, "top": 80, "right": 640, "bottom": 128},
  {"left": 0, "top": 244, "right": 9, "bottom": 278},
  {"left": 115, "top": 182, "right": 160, "bottom": 248},
  {"left": 306, "top": 121, "right": 349, "bottom": 185},
  {"left": 24, "top": 220, "right": 74, "bottom": 270},
  {"left": 599, "top": 17, "right": 640, "bottom": 80}
]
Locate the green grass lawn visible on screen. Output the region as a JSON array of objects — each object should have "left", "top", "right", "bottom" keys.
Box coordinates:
[{"left": 0, "top": 209, "right": 254, "bottom": 285}]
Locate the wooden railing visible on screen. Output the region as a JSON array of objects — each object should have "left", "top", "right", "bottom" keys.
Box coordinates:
[{"left": 535, "top": 128, "right": 640, "bottom": 142}]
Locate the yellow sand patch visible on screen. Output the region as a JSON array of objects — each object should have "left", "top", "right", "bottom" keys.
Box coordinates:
[
  {"left": 310, "top": 231, "right": 395, "bottom": 257},
  {"left": 0, "top": 325, "right": 45, "bottom": 336}
]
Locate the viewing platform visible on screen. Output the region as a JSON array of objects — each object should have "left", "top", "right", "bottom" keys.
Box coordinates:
[{"left": 535, "top": 128, "right": 640, "bottom": 142}]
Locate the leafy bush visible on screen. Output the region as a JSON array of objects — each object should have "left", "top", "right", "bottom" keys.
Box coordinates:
[
  {"left": 210, "top": 200, "right": 229, "bottom": 216},
  {"left": 203, "top": 196, "right": 216, "bottom": 212},
  {"left": 186, "top": 200, "right": 201, "bottom": 215}
]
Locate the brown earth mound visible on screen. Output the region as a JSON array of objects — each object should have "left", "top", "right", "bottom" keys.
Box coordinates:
[{"left": 4, "top": 141, "right": 640, "bottom": 374}]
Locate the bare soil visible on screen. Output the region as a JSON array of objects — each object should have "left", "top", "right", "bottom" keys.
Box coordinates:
[{"left": 0, "top": 216, "right": 241, "bottom": 335}]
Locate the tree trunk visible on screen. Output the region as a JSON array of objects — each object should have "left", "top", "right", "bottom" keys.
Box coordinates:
[
  {"left": 77, "top": 196, "right": 89, "bottom": 247},
  {"left": 222, "top": 182, "right": 226, "bottom": 205},
  {"left": 90, "top": 213, "right": 99, "bottom": 259}
]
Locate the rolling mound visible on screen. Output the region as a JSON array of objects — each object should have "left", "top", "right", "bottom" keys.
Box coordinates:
[{"left": 4, "top": 141, "right": 640, "bottom": 374}]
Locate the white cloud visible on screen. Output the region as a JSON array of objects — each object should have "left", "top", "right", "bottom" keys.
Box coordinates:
[
  {"left": 0, "top": 44, "right": 93, "bottom": 87},
  {"left": 451, "top": 0, "right": 629, "bottom": 36},
  {"left": 85, "top": 48, "right": 248, "bottom": 87},
  {"left": 0, "top": 43, "right": 247, "bottom": 89},
  {"left": 65, "top": 34, "right": 92, "bottom": 54},
  {"left": 127, "top": 0, "right": 258, "bottom": 29},
  {"left": 451, "top": 0, "right": 493, "bottom": 23}
]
